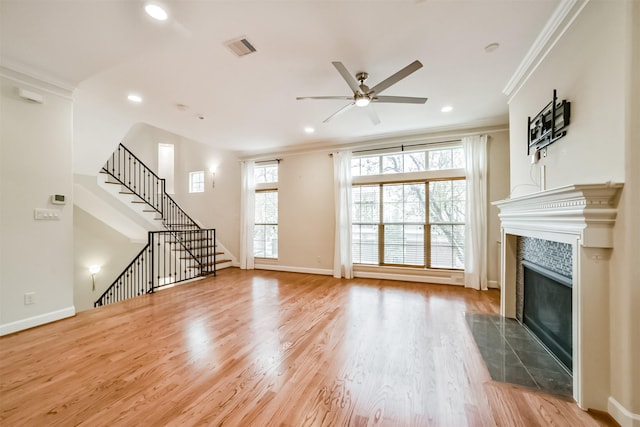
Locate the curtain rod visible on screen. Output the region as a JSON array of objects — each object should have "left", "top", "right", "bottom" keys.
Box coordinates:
[
  {"left": 254, "top": 158, "right": 281, "bottom": 164},
  {"left": 353, "top": 139, "right": 462, "bottom": 154},
  {"left": 329, "top": 138, "right": 462, "bottom": 156}
]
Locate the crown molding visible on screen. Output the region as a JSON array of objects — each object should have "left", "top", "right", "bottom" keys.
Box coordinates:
[
  {"left": 503, "top": 0, "right": 589, "bottom": 102},
  {"left": 0, "top": 61, "right": 76, "bottom": 98},
  {"left": 237, "top": 120, "right": 509, "bottom": 161}
]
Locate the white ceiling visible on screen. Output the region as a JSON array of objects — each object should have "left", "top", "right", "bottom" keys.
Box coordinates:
[{"left": 0, "top": 0, "right": 560, "bottom": 154}]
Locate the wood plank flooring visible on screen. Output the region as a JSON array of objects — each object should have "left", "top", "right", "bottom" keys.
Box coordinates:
[{"left": 0, "top": 269, "right": 615, "bottom": 426}]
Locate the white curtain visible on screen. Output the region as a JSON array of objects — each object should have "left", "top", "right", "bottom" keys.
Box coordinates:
[
  {"left": 332, "top": 151, "right": 353, "bottom": 279},
  {"left": 240, "top": 161, "right": 255, "bottom": 270},
  {"left": 463, "top": 135, "right": 488, "bottom": 290}
]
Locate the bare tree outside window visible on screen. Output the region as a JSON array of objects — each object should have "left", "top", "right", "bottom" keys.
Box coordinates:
[
  {"left": 351, "top": 146, "right": 465, "bottom": 269},
  {"left": 254, "top": 163, "right": 278, "bottom": 259}
]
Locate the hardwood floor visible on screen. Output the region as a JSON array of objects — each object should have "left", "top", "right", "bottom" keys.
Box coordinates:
[{"left": 1, "top": 269, "right": 615, "bottom": 426}]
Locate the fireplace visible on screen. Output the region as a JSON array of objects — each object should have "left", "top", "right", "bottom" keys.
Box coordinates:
[
  {"left": 494, "top": 183, "right": 622, "bottom": 411},
  {"left": 522, "top": 260, "right": 572, "bottom": 370}
]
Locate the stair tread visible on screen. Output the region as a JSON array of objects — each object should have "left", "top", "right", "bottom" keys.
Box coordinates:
[
  {"left": 189, "top": 259, "right": 230, "bottom": 268},
  {"left": 180, "top": 253, "right": 223, "bottom": 259},
  {"left": 173, "top": 246, "right": 216, "bottom": 251}
]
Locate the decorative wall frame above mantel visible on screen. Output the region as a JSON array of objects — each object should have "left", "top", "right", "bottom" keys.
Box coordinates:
[{"left": 527, "top": 90, "right": 571, "bottom": 155}]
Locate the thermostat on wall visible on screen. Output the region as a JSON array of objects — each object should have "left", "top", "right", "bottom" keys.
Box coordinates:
[{"left": 51, "top": 194, "right": 66, "bottom": 205}]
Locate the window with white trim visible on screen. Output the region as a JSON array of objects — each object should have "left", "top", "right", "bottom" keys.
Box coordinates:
[
  {"left": 189, "top": 171, "right": 204, "bottom": 193},
  {"left": 254, "top": 163, "right": 278, "bottom": 258},
  {"left": 351, "top": 145, "right": 466, "bottom": 269}
]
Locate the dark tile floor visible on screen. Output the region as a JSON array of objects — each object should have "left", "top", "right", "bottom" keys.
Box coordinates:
[{"left": 465, "top": 313, "right": 573, "bottom": 397}]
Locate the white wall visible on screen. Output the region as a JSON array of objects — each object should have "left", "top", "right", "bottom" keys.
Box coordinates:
[
  {"left": 487, "top": 130, "right": 510, "bottom": 287},
  {"left": 507, "top": 0, "right": 638, "bottom": 420},
  {"left": 609, "top": 0, "right": 640, "bottom": 421},
  {"left": 268, "top": 151, "right": 335, "bottom": 273},
  {"left": 122, "top": 123, "right": 241, "bottom": 258},
  {"left": 0, "top": 69, "right": 75, "bottom": 335},
  {"left": 73, "top": 206, "right": 146, "bottom": 312},
  {"left": 508, "top": 1, "right": 626, "bottom": 198}
]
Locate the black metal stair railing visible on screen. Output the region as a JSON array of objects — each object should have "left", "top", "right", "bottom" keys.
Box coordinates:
[
  {"left": 102, "top": 143, "right": 199, "bottom": 231},
  {"left": 94, "top": 229, "right": 217, "bottom": 307},
  {"left": 94, "top": 244, "right": 151, "bottom": 307},
  {"left": 94, "top": 143, "right": 219, "bottom": 308}
]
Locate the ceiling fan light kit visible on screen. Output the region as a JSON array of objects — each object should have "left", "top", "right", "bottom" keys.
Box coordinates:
[
  {"left": 355, "top": 95, "right": 370, "bottom": 107},
  {"left": 297, "top": 60, "right": 428, "bottom": 125}
]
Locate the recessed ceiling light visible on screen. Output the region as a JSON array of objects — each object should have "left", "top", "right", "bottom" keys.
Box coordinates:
[
  {"left": 144, "top": 3, "right": 168, "bottom": 21},
  {"left": 484, "top": 42, "right": 500, "bottom": 53},
  {"left": 127, "top": 94, "right": 142, "bottom": 103},
  {"left": 304, "top": 127, "right": 315, "bottom": 134},
  {"left": 441, "top": 105, "right": 453, "bottom": 113}
]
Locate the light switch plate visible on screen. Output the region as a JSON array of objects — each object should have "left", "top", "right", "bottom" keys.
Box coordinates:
[{"left": 34, "top": 208, "right": 60, "bottom": 220}]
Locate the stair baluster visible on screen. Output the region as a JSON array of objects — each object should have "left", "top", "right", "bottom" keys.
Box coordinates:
[{"left": 95, "top": 143, "right": 221, "bottom": 307}]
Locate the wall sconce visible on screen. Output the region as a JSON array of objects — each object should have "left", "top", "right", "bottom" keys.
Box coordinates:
[
  {"left": 209, "top": 166, "right": 216, "bottom": 189},
  {"left": 89, "top": 265, "right": 101, "bottom": 290}
]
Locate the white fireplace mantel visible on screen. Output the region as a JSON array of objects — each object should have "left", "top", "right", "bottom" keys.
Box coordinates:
[
  {"left": 493, "top": 182, "right": 623, "bottom": 412},
  {"left": 493, "top": 182, "right": 623, "bottom": 248}
]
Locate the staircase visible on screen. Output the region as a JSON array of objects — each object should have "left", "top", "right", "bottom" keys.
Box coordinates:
[{"left": 94, "top": 143, "right": 231, "bottom": 307}]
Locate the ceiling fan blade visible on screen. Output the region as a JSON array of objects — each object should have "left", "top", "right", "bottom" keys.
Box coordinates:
[
  {"left": 366, "top": 106, "right": 381, "bottom": 126},
  {"left": 369, "top": 60, "right": 423, "bottom": 95},
  {"left": 332, "top": 62, "right": 362, "bottom": 94},
  {"left": 296, "top": 96, "right": 353, "bottom": 101},
  {"left": 323, "top": 103, "right": 355, "bottom": 123},
  {"left": 374, "top": 95, "right": 428, "bottom": 104}
]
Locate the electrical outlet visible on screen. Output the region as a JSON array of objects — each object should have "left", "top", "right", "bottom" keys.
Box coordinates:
[{"left": 24, "top": 292, "right": 35, "bottom": 305}]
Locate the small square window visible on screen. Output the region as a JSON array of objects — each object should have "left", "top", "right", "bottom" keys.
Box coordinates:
[{"left": 189, "top": 171, "right": 204, "bottom": 193}]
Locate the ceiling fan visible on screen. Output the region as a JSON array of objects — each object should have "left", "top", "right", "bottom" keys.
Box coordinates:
[{"left": 296, "top": 60, "right": 427, "bottom": 125}]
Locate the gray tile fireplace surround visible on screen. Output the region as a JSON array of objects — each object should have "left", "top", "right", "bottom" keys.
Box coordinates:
[{"left": 465, "top": 312, "right": 572, "bottom": 398}]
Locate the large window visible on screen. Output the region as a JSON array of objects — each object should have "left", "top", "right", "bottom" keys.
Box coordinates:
[
  {"left": 429, "top": 180, "right": 466, "bottom": 269},
  {"left": 351, "top": 146, "right": 465, "bottom": 269},
  {"left": 351, "top": 146, "right": 464, "bottom": 175},
  {"left": 254, "top": 164, "right": 278, "bottom": 258}
]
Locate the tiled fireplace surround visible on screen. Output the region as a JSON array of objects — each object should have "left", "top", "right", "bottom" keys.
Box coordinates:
[
  {"left": 516, "top": 236, "right": 573, "bottom": 323},
  {"left": 494, "top": 183, "right": 623, "bottom": 411}
]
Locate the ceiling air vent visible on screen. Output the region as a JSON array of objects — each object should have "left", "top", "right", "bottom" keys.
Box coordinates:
[{"left": 224, "top": 37, "right": 257, "bottom": 57}]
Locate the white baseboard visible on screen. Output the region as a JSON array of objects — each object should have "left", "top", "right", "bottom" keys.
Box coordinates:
[
  {"left": 488, "top": 280, "right": 501, "bottom": 289},
  {"left": 609, "top": 397, "right": 640, "bottom": 427},
  {"left": 354, "top": 270, "right": 462, "bottom": 286},
  {"left": 254, "top": 264, "right": 333, "bottom": 276},
  {"left": 0, "top": 306, "right": 76, "bottom": 336}
]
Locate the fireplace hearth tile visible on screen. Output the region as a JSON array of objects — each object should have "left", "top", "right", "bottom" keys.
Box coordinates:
[
  {"left": 513, "top": 347, "right": 564, "bottom": 371},
  {"left": 506, "top": 335, "right": 544, "bottom": 352},
  {"left": 465, "top": 313, "right": 572, "bottom": 398},
  {"left": 528, "top": 367, "right": 573, "bottom": 397}
]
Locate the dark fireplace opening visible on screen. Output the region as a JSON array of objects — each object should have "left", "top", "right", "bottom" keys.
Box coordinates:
[{"left": 523, "top": 260, "right": 573, "bottom": 371}]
